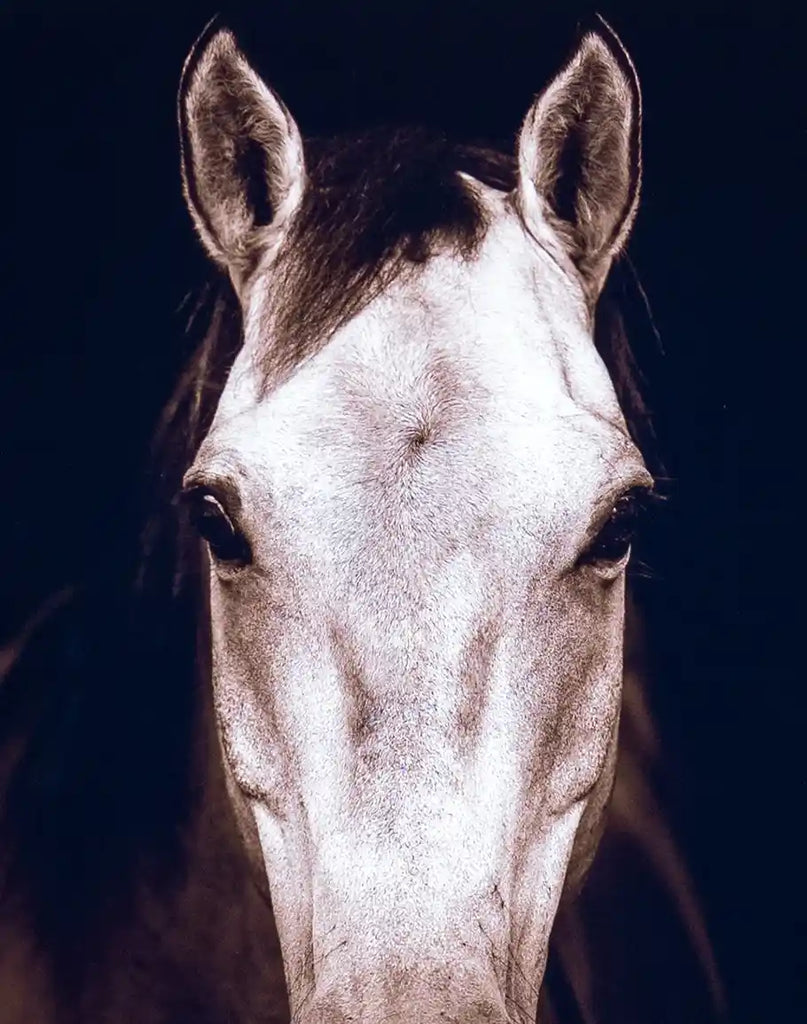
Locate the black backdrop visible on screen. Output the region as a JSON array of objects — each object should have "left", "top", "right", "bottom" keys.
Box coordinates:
[{"left": 3, "top": 2, "right": 797, "bottom": 1021}]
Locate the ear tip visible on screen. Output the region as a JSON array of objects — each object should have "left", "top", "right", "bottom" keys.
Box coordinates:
[
  {"left": 579, "top": 30, "right": 613, "bottom": 59},
  {"left": 204, "top": 26, "right": 240, "bottom": 57},
  {"left": 179, "top": 19, "right": 240, "bottom": 102},
  {"left": 577, "top": 16, "right": 640, "bottom": 86},
  {"left": 582, "top": 12, "right": 625, "bottom": 50}
]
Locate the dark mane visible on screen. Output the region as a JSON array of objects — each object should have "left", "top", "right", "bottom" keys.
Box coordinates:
[{"left": 264, "top": 129, "right": 513, "bottom": 379}]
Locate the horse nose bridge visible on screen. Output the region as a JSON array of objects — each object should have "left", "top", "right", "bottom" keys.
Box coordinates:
[
  {"left": 327, "top": 596, "right": 504, "bottom": 700},
  {"left": 322, "top": 608, "right": 511, "bottom": 801}
]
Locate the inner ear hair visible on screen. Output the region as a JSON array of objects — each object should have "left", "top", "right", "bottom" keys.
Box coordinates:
[
  {"left": 178, "top": 25, "right": 305, "bottom": 283},
  {"left": 517, "top": 20, "right": 642, "bottom": 301}
]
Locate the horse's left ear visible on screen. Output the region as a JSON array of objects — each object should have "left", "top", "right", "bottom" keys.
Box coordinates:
[
  {"left": 178, "top": 24, "right": 305, "bottom": 287},
  {"left": 516, "top": 19, "right": 641, "bottom": 300}
]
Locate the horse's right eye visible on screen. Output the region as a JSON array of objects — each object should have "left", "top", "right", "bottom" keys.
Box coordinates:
[
  {"left": 182, "top": 489, "right": 252, "bottom": 566},
  {"left": 578, "top": 486, "right": 655, "bottom": 577}
]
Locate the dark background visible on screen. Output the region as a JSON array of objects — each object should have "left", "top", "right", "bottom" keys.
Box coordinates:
[{"left": 3, "top": 2, "right": 798, "bottom": 1021}]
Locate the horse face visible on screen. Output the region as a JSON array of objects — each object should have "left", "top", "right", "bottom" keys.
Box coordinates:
[{"left": 180, "top": 21, "right": 645, "bottom": 1022}]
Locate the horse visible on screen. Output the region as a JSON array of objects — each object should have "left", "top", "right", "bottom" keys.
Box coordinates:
[
  {"left": 0, "top": 16, "right": 724, "bottom": 1024},
  {"left": 172, "top": 15, "right": 724, "bottom": 1023}
]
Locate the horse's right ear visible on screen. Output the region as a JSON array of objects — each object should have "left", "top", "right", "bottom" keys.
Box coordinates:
[
  {"left": 178, "top": 25, "right": 305, "bottom": 285},
  {"left": 516, "top": 19, "right": 641, "bottom": 303}
]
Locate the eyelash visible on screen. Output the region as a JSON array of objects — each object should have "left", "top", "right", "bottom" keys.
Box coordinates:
[
  {"left": 578, "top": 487, "right": 658, "bottom": 572},
  {"left": 180, "top": 487, "right": 252, "bottom": 566}
]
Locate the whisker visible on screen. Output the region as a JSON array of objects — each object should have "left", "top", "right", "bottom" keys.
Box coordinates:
[{"left": 625, "top": 254, "right": 665, "bottom": 356}]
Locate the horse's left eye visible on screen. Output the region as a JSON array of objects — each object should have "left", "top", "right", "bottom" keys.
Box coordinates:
[
  {"left": 580, "top": 489, "right": 647, "bottom": 570},
  {"left": 182, "top": 489, "right": 252, "bottom": 566}
]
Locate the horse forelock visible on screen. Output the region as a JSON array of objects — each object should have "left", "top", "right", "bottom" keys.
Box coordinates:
[{"left": 248, "top": 129, "right": 516, "bottom": 385}]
